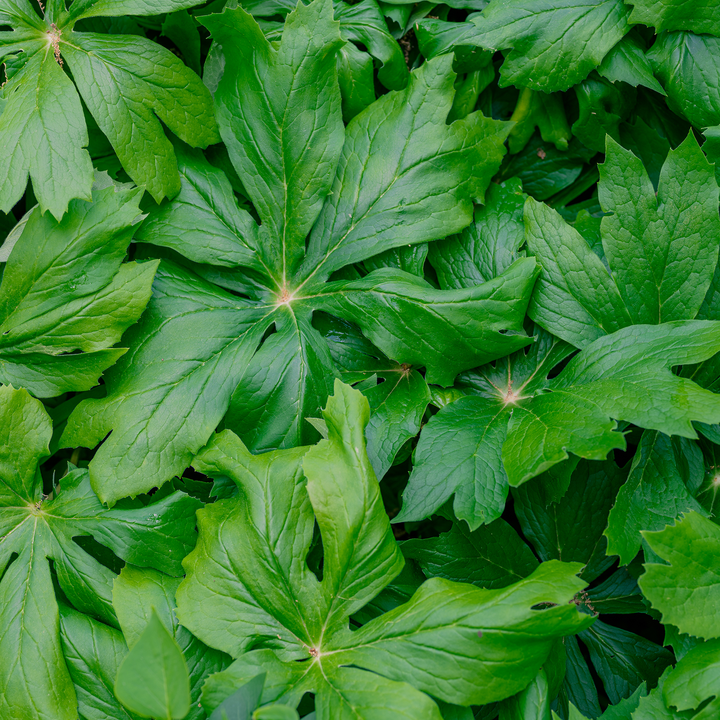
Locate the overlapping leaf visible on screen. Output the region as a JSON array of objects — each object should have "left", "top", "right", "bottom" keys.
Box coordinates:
[
  {"left": 176, "top": 382, "right": 593, "bottom": 719},
  {"left": 527, "top": 133, "right": 720, "bottom": 348},
  {"left": 61, "top": 0, "right": 527, "bottom": 504},
  {"left": 0, "top": 385, "right": 200, "bottom": 720},
  {"left": 639, "top": 511, "right": 720, "bottom": 641},
  {"left": 446, "top": 0, "right": 631, "bottom": 92},
  {"left": 0, "top": 176, "right": 157, "bottom": 397},
  {"left": 0, "top": 0, "right": 218, "bottom": 217}
]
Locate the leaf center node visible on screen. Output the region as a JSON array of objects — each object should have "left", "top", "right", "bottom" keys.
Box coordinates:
[{"left": 47, "top": 24, "right": 63, "bottom": 67}]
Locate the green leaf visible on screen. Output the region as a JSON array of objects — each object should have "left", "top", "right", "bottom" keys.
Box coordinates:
[
  {"left": 598, "top": 35, "right": 666, "bottom": 94},
  {"left": 527, "top": 134, "right": 720, "bottom": 347},
  {"left": 315, "top": 260, "right": 539, "bottom": 386},
  {"left": 200, "top": 0, "right": 345, "bottom": 285},
  {"left": 0, "top": 43, "right": 94, "bottom": 219},
  {"left": 0, "top": 178, "right": 157, "bottom": 397},
  {"left": 0, "top": 385, "right": 200, "bottom": 720},
  {"left": 297, "top": 53, "right": 511, "bottom": 288},
  {"left": 572, "top": 74, "right": 636, "bottom": 153},
  {"left": 0, "top": 3, "right": 219, "bottom": 211},
  {"left": 579, "top": 621, "right": 673, "bottom": 704},
  {"left": 396, "top": 327, "right": 573, "bottom": 526},
  {"left": 639, "top": 511, "right": 720, "bottom": 640},
  {"left": 648, "top": 32, "right": 720, "bottom": 129},
  {"left": 462, "top": 0, "right": 631, "bottom": 92},
  {"left": 402, "top": 518, "right": 539, "bottom": 588},
  {"left": 337, "top": 41, "right": 376, "bottom": 123},
  {"left": 59, "top": 604, "right": 136, "bottom": 720},
  {"left": 65, "top": 0, "right": 207, "bottom": 23},
  {"left": 513, "top": 458, "right": 625, "bottom": 581},
  {"left": 113, "top": 566, "right": 229, "bottom": 720},
  {"left": 65, "top": 6, "right": 516, "bottom": 500},
  {"left": 162, "top": 9, "right": 202, "bottom": 75},
  {"left": 624, "top": 0, "right": 720, "bottom": 36},
  {"left": 428, "top": 178, "right": 527, "bottom": 288},
  {"left": 61, "top": 30, "right": 219, "bottom": 203},
  {"left": 605, "top": 430, "right": 707, "bottom": 565},
  {"left": 208, "top": 673, "right": 264, "bottom": 720},
  {"left": 334, "top": 0, "right": 409, "bottom": 91},
  {"left": 177, "top": 382, "right": 593, "bottom": 717},
  {"left": 499, "top": 669, "right": 551, "bottom": 720},
  {"left": 663, "top": 639, "right": 720, "bottom": 720},
  {"left": 504, "top": 321, "right": 720, "bottom": 484},
  {"left": 114, "top": 609, "right": 191, "bottom": 720},
  {"left": 362, "top": 367, "right": 430, "bottom": 479}
]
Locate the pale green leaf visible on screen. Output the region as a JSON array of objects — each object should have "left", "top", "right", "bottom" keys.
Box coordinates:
[
  {"left": 639, "top": 511, "right": 720, "bottom": 640},
  {"left": 114, "top": 609, "right": 191, "bottom": 720}
]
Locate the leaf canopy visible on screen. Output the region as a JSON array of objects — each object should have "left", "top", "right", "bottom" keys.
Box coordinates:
[
  {"left": 0, "top": 0, "right": 218, "bottom": 217},
  {"left": 0, "top": 385, "right": 200, "bottom": 720},
  {"left": 176, "top": 382, "right": 593, "bottom": 719},
  {"left": 0, "top": 176, "right": 157, "bottom": 397},
  {"left": 61, "top": 0, "right": 530, "bottom": 504}
]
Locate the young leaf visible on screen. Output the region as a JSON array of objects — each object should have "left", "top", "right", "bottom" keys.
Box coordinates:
[
  {"left": 528, "top": 134, "right": 720, "bottom": 348},
  {"left": 0, "top": 385, "right": 200, "bottom": 720},
  {"left": 63, "top": 2, "right": 520, "bottom": 502},
  {"left": 176, "top": 382, "right": 593, "bottom": 718},
  {"left": 639, "top": 511, "right": 720, "bottom": 640},
  {"left": 461, "top": 0, "right": 631, "bottom": 92},
  {"left": 114, "top": 609, "right": 191, "bottom": 720},
  {"left": 0, "top": 178, "right": 157, "bottom": 397},
  {"left": 0, "top": 1, "right": 218, "bottom": 215}
]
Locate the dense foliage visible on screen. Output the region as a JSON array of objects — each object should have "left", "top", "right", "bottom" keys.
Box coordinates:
[{"left": 1, "top": 0, "right": 719, "bottom": 719}]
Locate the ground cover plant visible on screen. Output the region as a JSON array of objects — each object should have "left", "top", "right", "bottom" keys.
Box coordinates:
[{"left": 1, "top": 0, "right": 720, "bottom": 719}]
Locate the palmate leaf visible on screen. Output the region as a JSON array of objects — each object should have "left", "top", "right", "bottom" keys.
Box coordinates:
[
  {"left": 639, "top": 511, "right": 720, "bottom": 641},
  {"left": 0, "top": 0, "right": 218, "bottom": 218},
  {"left": 528, "top": 133, "right": 720, "bottom": 348},
  {"left": 61, "top": 0, "right": 529, "bottom": 504},
  {"left": 176, "top": 382, "right": 593, "bottom": 720},
  {"left": 624, "top": 0, "right": 720, "bottom": 38},
  {"left": 648, "top": 31, "right": 720, "bottom": 130},
  {"left": 0, "top": 386, "right": 201, "bottom": 720},
  {"left": 448, "top": 0, "right": 631, "bottom": 92},
  {"left": 398, "top": 321, "right": 720, "bottom": 528},
  {"left": 0, "top": 176, "right": 157, "bottom": 397}
]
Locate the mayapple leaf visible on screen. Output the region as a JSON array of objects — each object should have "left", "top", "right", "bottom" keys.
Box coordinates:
[
  {"left": 0, "top": 1, "right": 218, "bottom": 215},
  {"left": 65, "top": 0, "right": 207, "bottom": 23},
  {"left": 0, "top": 386, "right": 200, "bottom": 720},
  {"left": 65, "top": 0, "right": 520, "bottom": 502},
  {"left": 399, "top": 320, "right": 720, "bottom": 527},
  {"left": 0, "top": 178, "right": 157, "bottom": 397},
  {"left": 604, "top": 430, "right": 706, "bottom": 565},
  {"left": 528, "top": 133, "right": 720, "bottom": 348},
  {"left": 59, "top": 604, "right": 137, "bottom": 720},
  {"left": 114, "top": 609, "right": 191, "bottom": 720},
  {"left": 662, "top": 639, "right": 720, "bottom": 720},
  {"left": 460, "top": 0, "right": 631, "bottom": 92},
  {"left": 639, "top": 511, "right": 720, "bottom": 641},
  {"left": 113, "top": 566, "right": 230, "bottom": 719},
  {"left": 648, "top": 32, "right": 720, "bottom": 129},
  {"left": 176, "top": 382, "right": 593, "bottom": 719},
  {"left": 624, "top": 0, "right": 720, "bottom": 37}
]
